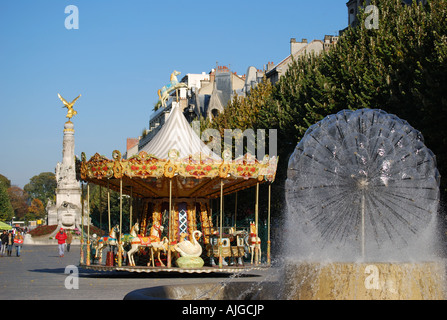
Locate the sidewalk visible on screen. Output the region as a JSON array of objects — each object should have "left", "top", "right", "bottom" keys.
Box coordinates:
[{"left": 0, "top": 245, "right": 273, "bottom": 300}]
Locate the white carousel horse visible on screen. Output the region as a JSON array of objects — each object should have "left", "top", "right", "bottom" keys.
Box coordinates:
[
  {"left": 246, "top": 222, "right": 261, "bottom": 264},
  {"left": 95, "top": 224, "right": 120, "bottom": 260},
  {"left": 127, "top": 222, "right": 165, "bottom": 267},
  {"left": 157, "top": 70, "right": 188, "bottom": 108}
]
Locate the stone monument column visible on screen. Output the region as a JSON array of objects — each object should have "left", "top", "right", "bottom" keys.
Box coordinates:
[{"left": 47, "top": 94, "right": 89, "bottom": 229}]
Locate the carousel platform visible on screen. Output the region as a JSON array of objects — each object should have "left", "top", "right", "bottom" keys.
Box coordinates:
[{"left": 79, "top": 263, "right": 270, "bottom": 274}]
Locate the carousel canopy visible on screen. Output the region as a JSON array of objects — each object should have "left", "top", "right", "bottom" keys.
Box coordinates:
[
  {"left": 79, "top": 105, "right": 278, "bottom": 199},
  {"left": 140, "top": 104, "right": 221, "bottom": 161}
]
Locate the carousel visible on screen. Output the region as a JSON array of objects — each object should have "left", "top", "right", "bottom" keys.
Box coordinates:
[{"left": 78, "top": 99, "right": 278, "bottom": 273}]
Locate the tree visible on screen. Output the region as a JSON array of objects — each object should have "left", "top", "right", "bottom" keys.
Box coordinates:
[
  {"left": 314, "top": 0, "right": 447, "bottom": 191},
  {"left": 84, "top": 183, "right": 131, "bottom": 233},
  {"left": 7, "top": 186, "right": 29, "bottom": 220},
  {"left": 202, "top": 0, "right": 447, "bottom": 215},
  {"left": 212, "top": 76, "right": 274, "bottom": 133},
  {"left": 257, "top": 0, "right": 447, "bottom": 190},
  {"left": 0, "top": 174, "right": 11, "bottom": 189},
  {"left": 24, "top": 172, "right": 57, "bottom": 207},
  {"left": 28, "top": 198, "right": 45, "bottom": 219},
  {"left": 0, "top": 184, "right": 14, "bottom": 221}
]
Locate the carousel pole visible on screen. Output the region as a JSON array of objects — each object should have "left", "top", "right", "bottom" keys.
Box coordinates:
[
  {"left": 219, "top": 179, "right": 224, "bottom": 268},
  {"left": 167, "top": 178, "right": 172, "bottom": 268},
  {"left": 129, "top": 186, "right": 133, "bottom": 229},
  {"left": 86, "top": 183, "right": 91, "bottom": 266},
  {"left": 107, "top": 179, "right": 111, "bottom": 232},
  {"left": 80, "top": 183, "right": 85, "bottom": 265},
  {"left": 234, "top": 191, "right": 238, "bottom": 230},
  {"left": 99, "top": 185, "right": 102, "bottom": 230},
  {"left": 118, "top": 178, "right": 123, "bottom": 267},
  {"left": 267, "top": 183, "right": 271, "bottom": 265},
  {"left": 255, "top": 182, "right": 259, "bottom": 265}
]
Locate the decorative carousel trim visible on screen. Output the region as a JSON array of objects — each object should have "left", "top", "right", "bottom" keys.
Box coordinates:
[{"left": 80, "top": 150, "right": 278, "bottom": 183}]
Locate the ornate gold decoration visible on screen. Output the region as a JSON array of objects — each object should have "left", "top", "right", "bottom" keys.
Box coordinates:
[
  {"left": 58, "top": 93, "right": 81, "bottom": 121},
  {"left": 218, "top": 163, "right": 230, "bottom": 178},
  {"left": 164, "top": 161, "right": 177, "bottom": 178}
]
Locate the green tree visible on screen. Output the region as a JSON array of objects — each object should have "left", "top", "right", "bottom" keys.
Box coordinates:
[
  {"left": 0, "top": 174, "right": 11, "bottom": 189},
  {"left": 85, "top": 183, "right": 131, "bottom": 233},
  {"left": 315, "top": 0, "right": 447, "bottom": 191},
  {"left": 24, "top": 172, "right": 57, "bottom": 207},
  {"left": 204, "top": 0, "right": 447, "bottom": 214},
  {"left": 0, "top": 184, "right": 14, "bottom": 221},
  {"left": 211, "top": 75, "right": 274, "bottom": 133}
]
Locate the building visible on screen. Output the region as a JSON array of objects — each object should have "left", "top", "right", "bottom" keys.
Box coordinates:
[
  {"left": 266, "top": 36, "right": 338, "bottom": 85},
  {"left": 130, "top": 65, "right": 262, "bottom": 157},
  {"left": 134, "top": 72, "right": 211, "bottom": 154},
  {"left": 184, "top": 65, "right": 246, "bottom": 122}
]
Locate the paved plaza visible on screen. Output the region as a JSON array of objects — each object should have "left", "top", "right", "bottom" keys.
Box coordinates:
[{"left": 0, "top": 244, "right": 275, "bottom": 300}]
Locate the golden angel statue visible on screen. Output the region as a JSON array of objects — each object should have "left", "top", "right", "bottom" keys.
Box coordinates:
[{"left": 58, "top": 93, "right": 81, "bottom": 120}]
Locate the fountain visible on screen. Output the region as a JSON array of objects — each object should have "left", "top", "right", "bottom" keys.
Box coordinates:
[
  {"left": 281, "top": 108, "right": 445, "bottom": 299},
  {"left": 124, "top": 108, "right": 445, "bottom": 300}
]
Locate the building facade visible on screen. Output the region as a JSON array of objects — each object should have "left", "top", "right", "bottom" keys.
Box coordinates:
[{"left": 266, "top": 36, "right": 338, "bottom": 85}]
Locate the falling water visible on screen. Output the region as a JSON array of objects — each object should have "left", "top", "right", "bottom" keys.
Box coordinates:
[
  {"left": 285, "top": 108, "right": 441, "bottom": 262},
  {"left": 282, "top": 108, "right": 445, "bottom": 299}
]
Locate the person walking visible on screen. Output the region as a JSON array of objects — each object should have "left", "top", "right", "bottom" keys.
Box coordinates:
[
  {"left": 14, "top": 231, "right": 24, "bottom": 257},
  {"left": 55, "top": 228, "right": 67, "bottom": 257},
  {"left": 66, "top": 231, "right": 73, "bottom": 252},
  {"left": 6, "top": 230, "right": 14, "bottom": 256},
  {"left": 0, "top": 231, "right": 8, "bottom": 256}
]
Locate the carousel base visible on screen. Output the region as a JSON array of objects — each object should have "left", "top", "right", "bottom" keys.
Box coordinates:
[{"left": 79, "top": 263, "right": 270, "bottom": 274}]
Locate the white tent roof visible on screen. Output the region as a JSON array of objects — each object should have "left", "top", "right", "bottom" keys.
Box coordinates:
[{"left": 140, "top": 103, "right": 222, "bottom": 160}]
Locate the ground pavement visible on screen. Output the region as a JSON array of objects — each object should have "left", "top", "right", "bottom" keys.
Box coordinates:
[{"left": 0, "top": 245, "right": 275, "bottom": 300}]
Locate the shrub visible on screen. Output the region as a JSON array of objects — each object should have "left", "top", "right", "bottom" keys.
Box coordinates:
[{"left": 28, "top": 225, "right": 58, "bottom": 237}]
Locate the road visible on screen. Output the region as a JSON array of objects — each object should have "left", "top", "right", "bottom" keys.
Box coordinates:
[{"left": 0, "top": 245, "right": 276, "bottom": 300}]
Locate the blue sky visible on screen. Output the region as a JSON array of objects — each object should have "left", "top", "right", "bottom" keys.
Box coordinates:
[{"left": 0, "top": 0, "right": 348, "bottom": 188}]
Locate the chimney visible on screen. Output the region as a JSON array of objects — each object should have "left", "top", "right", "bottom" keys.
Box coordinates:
[{"left": 290, "top": 37, "right": 308, "bottom": 55}]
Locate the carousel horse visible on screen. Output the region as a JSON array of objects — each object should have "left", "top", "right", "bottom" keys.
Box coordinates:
[
  {"left": 207, "top": 234, "right": 231, "bottom": 267},
  {"left": 246, "top": 222, "right": 261, "bottom": 264},
  {"left": 157, "top": 70, "right": 188, "bottom": 108},
  {"left": 148, "top": 237, "right": 169, "bottom": 267},
  {"left": 95, "top": 224, "right": 120, "bottom": 260},
  {"left": 127, "top": 222, "right": 165, "bottom": 266},
  {"left": 228, "top": 228, "right": 248, "bottom": 266}
]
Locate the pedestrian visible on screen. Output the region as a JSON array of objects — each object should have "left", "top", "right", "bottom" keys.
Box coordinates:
[
  {"left": 6, "top": 230, "right": 14, "bottom": 256},
  {"left": 55, "top": 228, "right": 67, "bottom": 257},
  {"left": 14, "top": 231, "right": 24, "bottom": 257},
  {"left": 66, "top": 230, "right": 73, "bottom": 252},
  {"left": 0, "top": 231, "right": 8, "bottom": 256}
]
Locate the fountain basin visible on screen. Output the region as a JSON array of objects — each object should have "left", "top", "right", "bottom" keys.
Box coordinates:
[
  {"left": 281, "top": 260, "right": 446, "bottom": 300},
  {"left": 124, "top": 281, "right": 279, "bottom": 300},
  {"left": 123, "top": 261, "right": 446, "bottom": 300}
]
